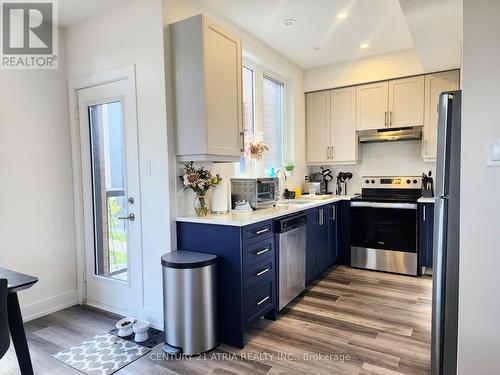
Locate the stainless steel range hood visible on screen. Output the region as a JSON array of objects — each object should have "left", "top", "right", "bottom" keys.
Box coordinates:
[{"left": 358, "top": 126, "right": 422, "bottom": 143}]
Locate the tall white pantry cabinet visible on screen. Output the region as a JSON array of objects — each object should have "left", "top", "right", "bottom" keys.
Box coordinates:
[{"left": 171, "top": 14, "right": 243, "bottom": 162}]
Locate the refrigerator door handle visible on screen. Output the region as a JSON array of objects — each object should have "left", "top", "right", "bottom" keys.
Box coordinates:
[
  {"left": 431, "top": 197, "right": 448, "bottom": 375},
  {"left": 435, "top": 93, "right": 453, "bottom": 197}
]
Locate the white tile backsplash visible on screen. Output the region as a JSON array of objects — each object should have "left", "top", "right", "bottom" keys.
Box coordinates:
[{"left": 310, "top": 140, "right": 436, "bottom": 195}]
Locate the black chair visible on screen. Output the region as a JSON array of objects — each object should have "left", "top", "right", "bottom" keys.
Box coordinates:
[{"left": 0, "top": 278, "right": 9, "bottom": 359}]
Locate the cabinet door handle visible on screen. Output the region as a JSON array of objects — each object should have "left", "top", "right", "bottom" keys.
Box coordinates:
[
  {"left": 256, "top": 248, "right": 269, "bottom": 256},
  {"left": 423, "top": 205, "right": 426, "bottom": 222},
  {"left": 256, "top": 268, "right": 270, "bottom": 277},
  {"left": 255, "top": 228, "right": 269, "bottom": 235},
  {"left": 332, "top": 205, "right": 336, "bottom": 221},
  {"left": 385, "top": 111, "right": 387, "bottom": 126},
  {"left": 389, "top": 111, "right": 393, "bottom": 126},
  {"left": 319, "top": 209, "right": 323, "bottom": 226},
  {"left": 327, "top": 146, "right": 330, "bottom": 160},
  {"left": 257, "top": 296, "right": 270, "bottom": 306}
]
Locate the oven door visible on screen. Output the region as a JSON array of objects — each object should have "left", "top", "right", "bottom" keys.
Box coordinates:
[
  {"left": 350, "top": 201, "right": 418, "bottom": 275},
  {"left": 256, "top": 179, "right": 277, "bottom": 207}
]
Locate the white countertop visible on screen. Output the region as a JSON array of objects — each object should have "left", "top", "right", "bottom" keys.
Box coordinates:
[
  {"left": 417, "top": 197, "right": 436, "bottom": 203},
  {"left": 177, "top": 195, "right": 357, "bottom": 227}
]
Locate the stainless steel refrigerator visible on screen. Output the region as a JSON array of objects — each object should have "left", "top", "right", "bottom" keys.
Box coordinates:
[{"left": 431, "top": 90, "right": 461, "bottom": 375}]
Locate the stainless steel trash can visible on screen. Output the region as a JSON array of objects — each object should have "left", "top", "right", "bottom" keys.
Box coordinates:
[{"left": 161, "top": 251, "right": 218, "bottom": 355}]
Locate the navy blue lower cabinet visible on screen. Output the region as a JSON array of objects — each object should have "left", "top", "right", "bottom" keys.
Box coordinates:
[
  {"left": 177, "top": 220, "right": 277, "bottom": 349},
  {"left": 419, "top": 203, "right": 435, "bottom": 269},
  {"left": 305, "top": 208, "right": 319, "bottom": 285},
  {"left": 327, "top": 203, "right": 339, "bottom": 266},
  {"left": 337, "top": 200, "right": 351, "bottom": 265},
  {"left": 305, "top": 203, "right": 339, "bottom": 284},
  {"left": 317, "top": 206, "right": 330, "bottom": 273}
]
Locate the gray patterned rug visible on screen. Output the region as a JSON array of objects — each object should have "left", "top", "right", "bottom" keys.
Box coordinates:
[{"left": 52, "top": 333, "right": 150, "bottom": 375}]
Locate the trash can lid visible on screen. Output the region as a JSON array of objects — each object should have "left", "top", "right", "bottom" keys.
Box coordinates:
[{"left": 161, "top": 251, "right": 218, "bottom": 269}]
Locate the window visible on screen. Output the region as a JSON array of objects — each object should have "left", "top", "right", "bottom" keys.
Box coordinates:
[
  {"left": 241, "top": 65, "right": 284, "bottom": 174},
  {"left": 242, "top": 66, "right": 255, "bottom": 135},
  {"left": 262, "top": 76, "right": 284, "bottom": 169}
]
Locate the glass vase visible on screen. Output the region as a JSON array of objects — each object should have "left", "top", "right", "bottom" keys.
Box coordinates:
[{"left": 194, "top": 195, "right": 210, "bottom": 217}]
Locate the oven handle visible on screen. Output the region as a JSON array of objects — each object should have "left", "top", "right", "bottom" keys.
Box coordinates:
[{"left": 350, "top": 201, "right": 417, "bottom": 210}]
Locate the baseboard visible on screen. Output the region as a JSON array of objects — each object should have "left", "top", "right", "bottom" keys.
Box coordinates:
[
  {"left": 21, "top": 290, "right": 78, "bottom": 322},
  {"left": 85, "top": 300, "right": 163, "bottom": 330}
]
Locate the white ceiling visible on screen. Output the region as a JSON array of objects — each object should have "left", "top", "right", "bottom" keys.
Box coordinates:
[
  {"left": 399, "top": 0, "right": 462, "bottom": 71},
  {"left": 58, "top": 0, "right": 134, "bottom": 27},
  {"left": 198, "top": 0, "right": 416, "bottom": 69}
]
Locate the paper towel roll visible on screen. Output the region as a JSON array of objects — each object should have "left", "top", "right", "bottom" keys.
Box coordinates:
[{"left": 212, "top": 177, "right": 229, "bottom": 213}]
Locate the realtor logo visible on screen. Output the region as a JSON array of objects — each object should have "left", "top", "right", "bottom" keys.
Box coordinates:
[{"left": 1, "top": 0, "right": 58, "bottom": 69}]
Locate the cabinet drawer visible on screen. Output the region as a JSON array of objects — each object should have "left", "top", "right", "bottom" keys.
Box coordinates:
[
  {"left": 244, "top": 280, "right": 275, "bottom": 325},
  {"left": 243, "top": 237, "right": 275, "bottom": 268},
  {"left": 242, "top": 220, "right": 274, "bottom": 246},
  {"left": 244, "top": 257, "right": 275, "bottom": 290}
]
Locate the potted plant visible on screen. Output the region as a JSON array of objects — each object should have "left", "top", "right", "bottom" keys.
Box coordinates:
[{"left": 181, "top": 162, "right": 222, "bottom": 216}]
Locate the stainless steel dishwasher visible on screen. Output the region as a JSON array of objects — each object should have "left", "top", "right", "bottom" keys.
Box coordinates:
[{"left": 276, "top": 213, "right": 307, "bottom": 310}]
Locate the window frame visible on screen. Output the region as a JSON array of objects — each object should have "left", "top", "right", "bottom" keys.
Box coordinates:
[{"left": 240, "top": 61, "right": 287, "bottom": 174}]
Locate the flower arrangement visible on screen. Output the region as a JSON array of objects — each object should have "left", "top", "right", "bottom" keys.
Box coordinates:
[
  {"left": 181, "top": 162, "right": 222, "bottom": 216},
  {"left": 245, "top": 131, "right": 269, "bottom": 160}
]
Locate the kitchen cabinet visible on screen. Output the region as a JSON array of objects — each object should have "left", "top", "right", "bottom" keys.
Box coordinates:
[
  {"left": 422, "top": 70, "right": 460, "bottom": 161},
  {"left": 306, "top": 87, "right": 357, "bottom": 165},
  {"left": 306, "top": 90, "right": 330, "bottom": 163},
  {"left": 171, "top": 14, "right": 243, "bottom": 162},
  {"left": 419, "top": 203, "right": 435, "bottom": 269},
  {"left": 356, "top": 77, "right": 424, "bottom": 131},
  {"left": 177, "top": 219, "right": 277, "bottom": 349},
  {"left": 388, "top": 76, "right": 425, "bottom": 128},
  {"left": 306, "top": 203, "right": 339, "bottom": 284},
  {"left": 330, "top": 87, "right": 358, "bottom": 163},
  {"left": 356, "top": 81, "right": 389, "bottom": 131}
]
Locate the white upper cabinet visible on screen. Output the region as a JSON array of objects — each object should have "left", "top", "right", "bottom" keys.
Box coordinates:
[
  {"left": 306, "top": 91, "right": 331, "bottom": 164},
  {"left": 171, "top": 15, "right": 243, "bottom": 162},
  {"left": 356, "top": 81, "right": 389, "bottom": 131},
  {"left": 388, "top": 76, "right": 425, "bottom": 128},
  {"left": 422, "top": 70, "right": 460, "bottom": 161},
  {"left": 306, "top": 87, "right": 358, "bottom": 165},
  {"left": 330, "top": 87, "right": 358, "bottom": 163}
]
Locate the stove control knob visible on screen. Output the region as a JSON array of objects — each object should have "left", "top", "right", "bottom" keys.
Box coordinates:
[
  {"left": 406, "top": 179, "right": 411, "bottom": 184},
  {"left": 413, "top": 179, "right": 418, "bottom": 184},
  {"left": 371, "top": 179, "right": 375, "bottom": 184},
  {"left": 365, "top": 179, "right": 370, "bottom": 184}
]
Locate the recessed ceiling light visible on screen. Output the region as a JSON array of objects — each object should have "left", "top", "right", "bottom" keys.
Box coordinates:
[
  {"left": 281, "top": 18, "right": 297, "bottom": 28},
  {"left": 314, "top": 47, "right": 321, "bottom": 51},
  {"left": 360, "top": 43, "right": 370, "bottom": 49},
  {"left": 337, "top": 12, "right": 348, "bottom": 20}
]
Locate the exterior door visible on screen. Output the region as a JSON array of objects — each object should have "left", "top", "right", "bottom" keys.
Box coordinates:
[
  {"left": 78, "top": 78, "right": 142, "bottom": 314},
  {"left": 356, "top": 81, "right": 388, "bottom": 130},
  {"left": 306, "top": 90, "right": 331, "bottom": 163},
  {"left": 388, "top": 76, "right": 425, "bottom": 128}
]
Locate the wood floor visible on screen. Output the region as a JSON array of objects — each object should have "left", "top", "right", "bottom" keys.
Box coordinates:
[{"left": 1, "top": 266, "right": 432, "bottom": 375}]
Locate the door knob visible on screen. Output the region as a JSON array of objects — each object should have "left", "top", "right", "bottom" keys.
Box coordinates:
[{"left": 118, "top": 213, "right": 135, "bottom": 221}]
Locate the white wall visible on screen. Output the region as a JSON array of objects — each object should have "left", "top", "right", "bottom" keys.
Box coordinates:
[
  {"left": 458, "top": 1, "right": 500, "bottom": 374},
  {"left": 65, "top": 0, "right": 171, "bottom": 327},
  {"left": 163, "top": 0, "right": 307, "bottom": 207},
  {"left": 304, "top": 48, "right": 425, "bottom": 92},
  {"left": 0, "top": 31, "right": 78, "bottom": 320},
  {"left": 311, "top": 140, "right": 434, "bottom": 194}
]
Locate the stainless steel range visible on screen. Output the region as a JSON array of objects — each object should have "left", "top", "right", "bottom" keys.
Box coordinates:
[{"left": 350, "top": 176, "right": 422, "bottom": 276}]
